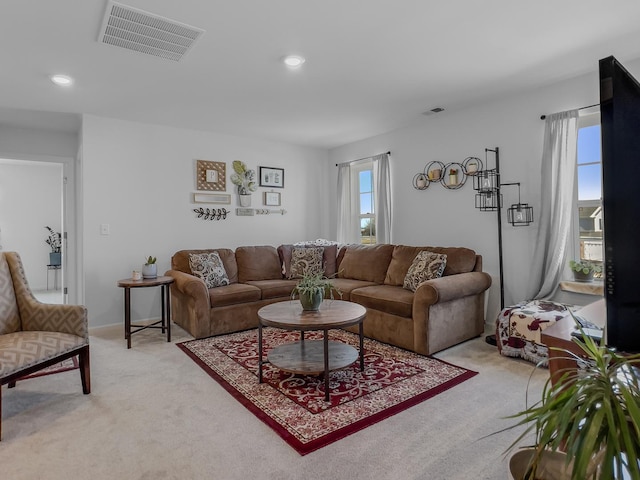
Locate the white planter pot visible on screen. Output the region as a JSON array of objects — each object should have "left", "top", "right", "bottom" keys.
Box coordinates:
[
  {"left": 239, "top": 194, "right": 252, "bottom": 207},
  {"left": 142, "top": 263, "right": 157, "bottom": 279},
  {"left": 508, "top": 449, "right": 572, "bottom": 480}
]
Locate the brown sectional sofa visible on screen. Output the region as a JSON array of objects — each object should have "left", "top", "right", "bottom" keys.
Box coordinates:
[{"left": 167, "top": 243, "right": 492, "bottom": 355}]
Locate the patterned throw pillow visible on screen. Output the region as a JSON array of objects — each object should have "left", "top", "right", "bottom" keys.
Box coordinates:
[
  {"left": 188, "top": 252, "right": 230, "bottom": 288},
  {"left": 403, "top": 251, "right": 447, "bottom": 292},
  {"left": 289, "top": 247, "right": 324, "bottom": 278}
]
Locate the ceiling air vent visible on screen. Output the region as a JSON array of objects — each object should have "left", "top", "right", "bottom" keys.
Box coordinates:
[
  {"left": 422, "top": 107, "right": 445, "bottom": 116},
  {"left": 97, "top": 1, "right": 205, "bottom": 62}
]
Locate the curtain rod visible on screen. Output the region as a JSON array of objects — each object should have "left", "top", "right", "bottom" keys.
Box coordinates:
[
  {"left": 540, "top": 103, "right": 599, "bottom": 120},
  {"left": 335, "top": 151, "right": 391, "bottom": 167}
]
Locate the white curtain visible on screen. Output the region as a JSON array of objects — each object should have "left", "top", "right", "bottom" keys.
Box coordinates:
[
  {"left": 527, "top": 109, "right": 579, "bottom": 299},
  {"left": 373, "top": 153, "right": 391, "bottom": 244},
  {"left": 336, "top": 163, "right": 359, "bottom": 244}
]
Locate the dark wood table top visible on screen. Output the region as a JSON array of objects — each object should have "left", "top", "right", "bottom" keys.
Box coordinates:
[
  {"left": 117, "top": 275, "right": 175, "bottom": 288},
  {"left": 258, "top": 300, "right": 366, "bottom": 330}
]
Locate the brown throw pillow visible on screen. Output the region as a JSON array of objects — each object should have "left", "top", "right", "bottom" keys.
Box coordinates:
[
  {"left": 188, "top": 252, "right": 230, "bottom": 288},
  {"left": 403, "top": 251, "right": 447, "bottom": 292},
  {"left": 289, "top": 247, "right": 324, "bottom": 278}
]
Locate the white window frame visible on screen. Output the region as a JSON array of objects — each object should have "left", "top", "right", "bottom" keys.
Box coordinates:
[
  {"left": 572, "top": 111, "right": 603, "bottom": 273},
  {"left": 350, "top": 160, "right": 376, "bottom": 245}
]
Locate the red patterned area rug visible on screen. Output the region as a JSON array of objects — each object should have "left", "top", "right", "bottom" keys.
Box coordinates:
[{"left": 178, "top": 329, "right": 477, "bottom": 455}]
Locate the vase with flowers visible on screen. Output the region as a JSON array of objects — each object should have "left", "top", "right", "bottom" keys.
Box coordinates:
[{"left": 230, "top": 160, "right": 257, "bottom": 207}]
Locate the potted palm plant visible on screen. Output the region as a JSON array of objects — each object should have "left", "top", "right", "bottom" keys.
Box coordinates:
[
  {"left": 291, "top": 271, "right": 341, "bottom": 311},
  {"left": 503, "top": 314, "right": 640, "bottom": 480},
  {"left": 44, "top": 226, "right": 62, "bottom": 266}
]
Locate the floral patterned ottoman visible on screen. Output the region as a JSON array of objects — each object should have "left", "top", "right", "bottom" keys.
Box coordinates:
[{"left": 496, "top": 300, "right": 575, "bottom": 367}]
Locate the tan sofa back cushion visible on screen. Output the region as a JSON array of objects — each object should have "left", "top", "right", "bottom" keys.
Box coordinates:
[
  {"left": 384, "top": 245, "right": 477, "bottom": 286},
  {"left": 172, "top": 249, "right": 238, "bottom": 284},
  {"left": 236, "top": 245, "right": 283, "bottom": 282},
  {"left": 337, "top": 244, "right": 394, "bottom": 283}
]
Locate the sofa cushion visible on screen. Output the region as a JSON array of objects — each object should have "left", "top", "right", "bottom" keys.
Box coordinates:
[
  {"left": 188, "top": 252, "right": 230, "bottom": 288},
  {"left": 329, "top": 278, "right": 378, "bottom": 301},
  {"left": 403, "top": 251, "right": 447, "bottom": 292},
  {"left": 245, "top": 279, "right": 299, "bottom": 300},
  {"left": 172, "top": 249, "right": 238, "bottom": 284},
  {"left": 384, "top": 245, "right": 476, "bottom": 285},
  {"left": 350, "top": 285, "right": 414, "bottom": 318},
  {"left": 236, "top": 246, "right": 283, "bottom": 282},
  {"left": 0, "top": 331, "right": 86, "bottom": 378},
  {"left": 209, "top": 283, "right": 261, "bottom": 307},
  {"left": 278, "top": 244, "right": 338, "bottom": 277},
  {"left": 289, "top": 247, "right": 324, "bottom": 278},
  {"left": 337, "top": 244, "right": 394, "bottom": 283}
]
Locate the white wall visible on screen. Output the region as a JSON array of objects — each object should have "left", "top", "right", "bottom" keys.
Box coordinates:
[
  {"left": 81, "top": 115, "right": 329, "bottom": 327},
  {"left": 327, "top": 58, "right": 640, "bottom": 325},
  {"left": 0, "top": 160, "right": 62, "bottom": 289}
]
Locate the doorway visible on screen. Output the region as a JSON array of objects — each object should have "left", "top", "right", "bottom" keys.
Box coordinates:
[{"left": 0, "top": 157, "right": 68, "bottom": 304}]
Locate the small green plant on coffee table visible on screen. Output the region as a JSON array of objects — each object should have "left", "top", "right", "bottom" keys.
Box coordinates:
[
  {"left": 145, "top": 256, "right": 157, "bottom": 265},
  {"left": 291, "top": 271, "right": 340, "bottom": 300}
]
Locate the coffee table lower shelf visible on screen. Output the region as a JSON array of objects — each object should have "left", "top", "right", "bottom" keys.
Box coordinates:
[{"left": 267, "top": 340, "right": 358, "bottom": 375}]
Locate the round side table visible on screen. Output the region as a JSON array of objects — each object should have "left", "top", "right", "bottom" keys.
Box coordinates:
[{"left": 117, "top": 275, "right": 174, "bottom": 349}]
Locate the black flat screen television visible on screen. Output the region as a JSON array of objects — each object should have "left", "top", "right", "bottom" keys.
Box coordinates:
[{"left": 599, "top": 55, "right": 640, "bottom": 353}]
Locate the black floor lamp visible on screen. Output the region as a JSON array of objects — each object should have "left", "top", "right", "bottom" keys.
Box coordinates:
[{"left": 472, "top": 147, "right": 534, "bottom": 345}]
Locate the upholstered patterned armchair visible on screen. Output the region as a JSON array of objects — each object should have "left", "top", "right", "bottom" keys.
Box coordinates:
[{"left": 0, "top": 251, "right": 90, "bottom": 440}]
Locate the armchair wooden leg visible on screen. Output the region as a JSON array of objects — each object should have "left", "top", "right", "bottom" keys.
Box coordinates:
[{"left": 79, "top": 345, "right": 91, "bottom": 394}]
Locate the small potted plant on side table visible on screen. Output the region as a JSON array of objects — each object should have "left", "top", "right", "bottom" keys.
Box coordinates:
[{"left": 142, "top": 256, "right": 157, "bottom": 279}]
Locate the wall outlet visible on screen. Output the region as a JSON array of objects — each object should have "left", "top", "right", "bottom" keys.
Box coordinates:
[{"left": 100, "top": 224, "right": 110, "bottom": 235}]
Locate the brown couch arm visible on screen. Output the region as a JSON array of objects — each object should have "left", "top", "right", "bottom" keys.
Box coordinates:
[
  {"left": 412, "top": 271, "right": 492, "bottom": 355},
  {"left": 413, "top": 271, "right": 492, "bottom": 306},
  {"left": 166, "top": 269, "right": 210, "bottom": 335}
]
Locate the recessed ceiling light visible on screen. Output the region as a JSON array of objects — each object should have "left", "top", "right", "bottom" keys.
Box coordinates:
[
  {"left": 283, "top": 55, "right": 305, "bottom": 68},
  {"left": 50, "top": 74, "right": 74, "bottom": 87}
]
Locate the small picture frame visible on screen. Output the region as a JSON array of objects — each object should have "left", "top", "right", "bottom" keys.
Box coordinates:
[
  {"left": 259, "top": 166, "right": 284, "bottom": 188},
  {"left": 196, "top": 160, "right": 226, "bottom": 191},
  {"left": 264, "top": 191, "right": 281, "bottom": 206},
  {"left": 193, "top": 193, "right": 231, "bottom": 204}
]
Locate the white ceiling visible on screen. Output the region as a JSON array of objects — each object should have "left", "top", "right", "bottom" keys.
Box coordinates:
[{"left": 2, "top": 0, "right": 640, "bottom": 149}]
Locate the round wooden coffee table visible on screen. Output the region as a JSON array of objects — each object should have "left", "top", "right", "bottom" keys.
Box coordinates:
[{"left": 257, "top": 300, "right": 366, "bottom": 401}]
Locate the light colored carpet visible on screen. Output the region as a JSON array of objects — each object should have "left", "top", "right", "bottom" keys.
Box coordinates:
[{"left": 0, "top": 323, "right": 546, "bottom": 480}]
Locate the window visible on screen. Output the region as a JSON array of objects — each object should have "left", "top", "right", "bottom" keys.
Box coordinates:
[
  {"left": 575, "top": 113, "right": 603, "bottom": 276},
  {"left": 353, "top": 161, "right": 376, "bottom": 244}
]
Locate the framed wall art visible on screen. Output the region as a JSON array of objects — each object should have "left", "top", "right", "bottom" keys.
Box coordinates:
[
  {"left": 264, "top": 191, "right": 281, "bottom": 206},
  {"left": 259, "top": 166, "right": 284, "bottom": 188},
  {"left": 193, "top": 193, "right": 231, "bottom": 204},
  {"left": 196, "top": 160, "right": 226, "bottom": 191}
]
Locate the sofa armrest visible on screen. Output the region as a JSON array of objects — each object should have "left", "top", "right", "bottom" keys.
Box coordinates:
[
  {"left": 167, "top": 269, "right": 208, "bottom": 303},
  {"left": 414, "top": 271, "right": 492, "bottom": 306}
]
